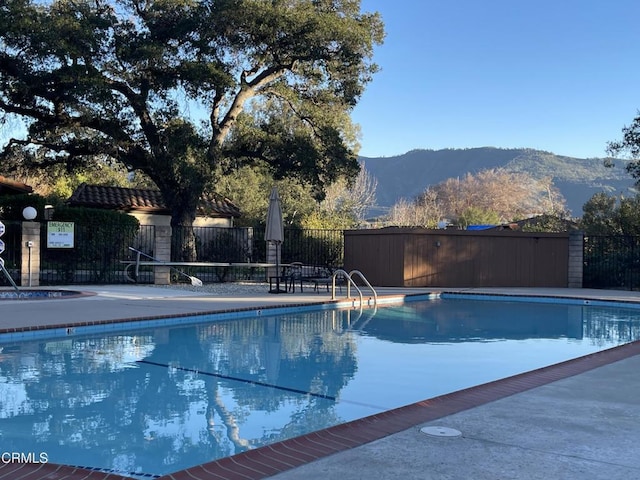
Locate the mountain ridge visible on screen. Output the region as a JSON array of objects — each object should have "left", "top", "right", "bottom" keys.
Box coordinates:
[{"left": 359, "top": 147, "right": 636, "bottom": 217}]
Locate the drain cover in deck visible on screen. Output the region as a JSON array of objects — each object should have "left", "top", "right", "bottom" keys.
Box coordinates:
[{"left": 420, "top": 426, "right": 462, "bottom": 437}]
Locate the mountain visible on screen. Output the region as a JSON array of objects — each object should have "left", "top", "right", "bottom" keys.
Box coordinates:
[{"left": 359, "top": 147, "right": 637, "bottom": 217}]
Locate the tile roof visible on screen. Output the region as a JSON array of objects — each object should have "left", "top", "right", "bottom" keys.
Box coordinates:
[
  {"left": 0, "top": 175, "right": 33, "bottom": 195},
  {"left": 68, "top": 183, "right": 241, "bottom": 217}
]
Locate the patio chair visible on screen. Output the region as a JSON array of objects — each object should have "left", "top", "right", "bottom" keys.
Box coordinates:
[
  {"left": 286, "top": 262, "right": 304, "bottom": 293},
  {"left": 301, "top": 266, "right": 343, "bottom": 294}
]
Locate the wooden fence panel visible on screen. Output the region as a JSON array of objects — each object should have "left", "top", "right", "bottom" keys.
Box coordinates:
[{"left": 344, "top": 228, "right": 569, "bottom": 288}]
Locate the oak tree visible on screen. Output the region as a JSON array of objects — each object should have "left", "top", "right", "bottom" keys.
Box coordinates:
[{"left": 0, "top": 0, "right": 384, "bottom": 259}]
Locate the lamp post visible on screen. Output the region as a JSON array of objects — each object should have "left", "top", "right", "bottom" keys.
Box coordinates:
[{"left": 22, "top": 207, "right": 37, "bottom": 287}]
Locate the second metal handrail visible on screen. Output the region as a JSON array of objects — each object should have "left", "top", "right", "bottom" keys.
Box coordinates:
[{"left": 349, "top": 270, "right": 378, "bottom": 307}]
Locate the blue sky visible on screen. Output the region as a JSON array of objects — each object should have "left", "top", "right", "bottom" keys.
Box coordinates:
[{"left": 353, "top": 0, "right": 640, "bottom": 159}]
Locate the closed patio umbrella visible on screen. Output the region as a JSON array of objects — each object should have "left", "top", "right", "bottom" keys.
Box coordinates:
[{"left": 265, "top": 187, "right": 285, "bottom": 293}]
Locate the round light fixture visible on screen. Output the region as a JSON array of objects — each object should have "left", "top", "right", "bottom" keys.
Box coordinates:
[{"left": 22, "top": 206, "right": 37, "bottom": 220}]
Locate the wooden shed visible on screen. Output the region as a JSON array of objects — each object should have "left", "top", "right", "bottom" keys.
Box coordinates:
[{"left": 343, "top": 227, "right": 571, "bottom": 288}]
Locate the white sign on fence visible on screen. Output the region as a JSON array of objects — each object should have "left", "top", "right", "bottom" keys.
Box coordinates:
[{"left": 47, "top": 221, "right": 75, "bottom": 248}]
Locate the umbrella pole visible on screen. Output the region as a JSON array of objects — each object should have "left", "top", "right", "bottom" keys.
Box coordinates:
[
  {"left": 269, "top": 241, "right": 286, "bottom": 294},
  {"left": 276, "top": 243, "right": 283, "bottom": 293},
  {"left": 276, "top": 249, "right": 280, "bottom": 293}
]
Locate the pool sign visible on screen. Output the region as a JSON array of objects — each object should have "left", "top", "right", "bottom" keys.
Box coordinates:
[{"left": 47, "top": 221, "right": 75, "bottom": 248}]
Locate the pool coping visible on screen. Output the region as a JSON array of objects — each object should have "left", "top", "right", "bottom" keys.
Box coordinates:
[
  {"left": 0, "top": 292, "right": 431, "bottom": 340},
  {"left": 2, "top": 289, "right": 640, "bottom": 480},
  {"left": 0, "top": 298, "right": 344, "bottom": 336}
]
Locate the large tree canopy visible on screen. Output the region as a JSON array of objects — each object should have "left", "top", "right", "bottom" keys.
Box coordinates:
[{"left": 0, "top": 0, "right": 384, "bottom": 258}]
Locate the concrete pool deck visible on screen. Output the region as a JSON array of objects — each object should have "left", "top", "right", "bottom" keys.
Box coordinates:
[{"left": 1, "top": 285, "right": 640, "bottom": 480}]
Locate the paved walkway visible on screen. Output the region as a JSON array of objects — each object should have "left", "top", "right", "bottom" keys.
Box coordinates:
[{"left": 1, "top": 285, "right": 640, "bottom": 480}]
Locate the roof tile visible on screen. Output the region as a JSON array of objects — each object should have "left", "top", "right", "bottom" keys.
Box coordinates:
[
  {"left": 68, "top": 184, "right": 241, "bottom": 217},
  {"left": 0, "top": 176, "right": 34, "bottom": 195}
]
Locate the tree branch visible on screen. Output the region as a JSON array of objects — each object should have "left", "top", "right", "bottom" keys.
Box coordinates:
[{"left": 213, "top": 62, "right": 293, "bottom": 145}]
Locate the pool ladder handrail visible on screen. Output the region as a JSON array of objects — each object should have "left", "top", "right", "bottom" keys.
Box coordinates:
[{"left": 331, "top": 269, "right": 378, "bottom": 307}]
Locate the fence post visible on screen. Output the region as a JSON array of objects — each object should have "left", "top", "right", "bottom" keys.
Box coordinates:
[
  {"left": 21, "top": 221, "right": 40, "bottom": 287},
  {"left": 567, "top": 230, "right": 584, "bottom": 288},
  {"left": 154, "top": 225, "right": 172, "bottom": 285}
]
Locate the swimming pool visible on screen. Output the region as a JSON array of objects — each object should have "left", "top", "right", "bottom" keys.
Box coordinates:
[{"left": 1, "top": 295, "right": 639, "bottom": 478}]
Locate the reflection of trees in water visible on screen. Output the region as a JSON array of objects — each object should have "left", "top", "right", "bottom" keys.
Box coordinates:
[
  {"left": 0, "top": 310, "right": 359, "bottom": 476},
  {"left": 356, "top": 301, "right": 640, "bottom": 348},
  {"left": 582, "top": 307, "right": 640, "bottom": 347},
  {"left": 360, "top": 301, "right": 639, "bottom": 343},
  {"left": 195, "top": 310, "right": 357, "bottom": 451},
  {"left": 198, "top": 310, "right": 357, "bottom": 403}
]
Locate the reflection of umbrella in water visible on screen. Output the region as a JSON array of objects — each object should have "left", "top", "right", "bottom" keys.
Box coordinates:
[
  {"left": 265, "top": 187, "right": 285, "bottom": 293},
  {"left": 262, "top": 317, "right": 282, "bottom": 383}
]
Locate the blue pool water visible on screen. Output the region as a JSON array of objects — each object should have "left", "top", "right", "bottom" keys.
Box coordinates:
[{"left": 1, "top": 296, "right": 640, "bottom": 478}]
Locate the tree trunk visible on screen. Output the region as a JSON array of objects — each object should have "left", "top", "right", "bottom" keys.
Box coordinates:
[
  {"left": 171, "top": 208, "right": 198, "bottom": 262},
  {"left": 161, "top": 184, "right": 202, "bottom": 262}
]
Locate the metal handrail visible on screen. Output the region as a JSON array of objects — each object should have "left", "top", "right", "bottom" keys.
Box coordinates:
[
  {"left": 349, "top": 270, "right": 378, "bottom": 307},
  {"left": 330, "top": 269, "right": 378, "bottom": 308},
  {"left": 331, "top": 269, "right": 363, "bottom": 306}
]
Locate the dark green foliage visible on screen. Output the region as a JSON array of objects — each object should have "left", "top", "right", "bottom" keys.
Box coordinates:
[
  {"left": 51, "top": 205, "right": 139, "bottom": 228},
  {"left": 40, "top": 207, "right": 140, "bottom": 284},
  {"left": 0, "top": 194, "right": 49, "bottom": 220},
  {"left": 581, "top": 192, "right": 640, "bottom": 290},
  {"left": 519, "top": 214, "right": 579, "bottom": 233},
  {"left": 580, "top": 192, "right": 640, "bottom": 236},
  {"left": 0, "top": 0, "right": 383, "bottom": 260},
  {"left": 608, "top": 112, "right": 640, "bottom": 186}
]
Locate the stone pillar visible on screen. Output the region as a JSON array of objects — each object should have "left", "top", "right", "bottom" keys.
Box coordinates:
[
  {"left": 567, "top": 231, "right": 583, "bottom": 288},
  {"left": 154, "top": 225, "right": 172, "bottom": 285},
  {"left": 21, "top": 221, "right": 41, "bottom": 287}
]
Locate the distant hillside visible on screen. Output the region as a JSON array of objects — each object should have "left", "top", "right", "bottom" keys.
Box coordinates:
[{"left": 360, "top": 147, "right": 636, "bottom": 217}]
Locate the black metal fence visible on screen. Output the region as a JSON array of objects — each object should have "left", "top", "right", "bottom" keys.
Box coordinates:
[
  {"left": 0, "top": 220, "right": 21, "bottom": 286},
  {"left": 282, "top": 228, "right": 344, "bottom": 268},
  {"left": 40, "top": 223, "right": 155, "bottom": 285},
  {"left": 170, "top": 225, "right": 344, "bottom": 283},
  {"left": 171, "top": 226, "right": 343, "bottom": 266},
  {"left": 583, "top": 235, "right": 640, "bottom": 290},
  {"left": 30, "top": 222, "right": 343, "bottom": 285},
  {"left": 172, "top": 226, "right": 256, "bottom": 263}
]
